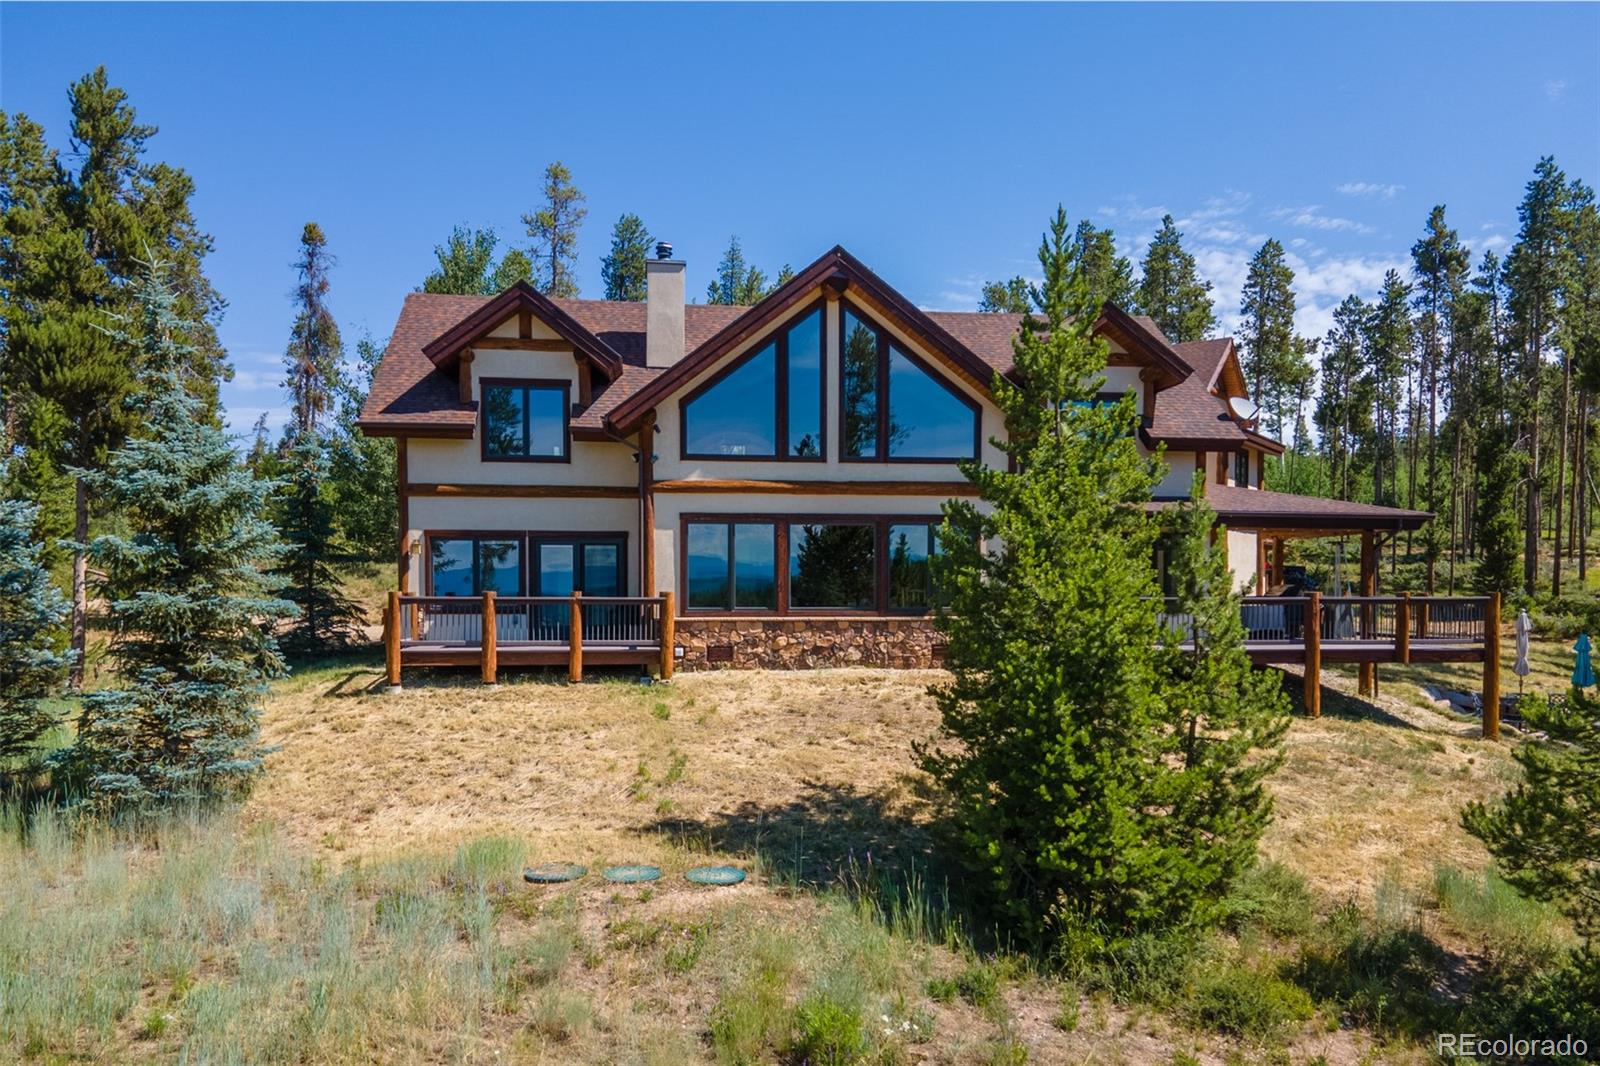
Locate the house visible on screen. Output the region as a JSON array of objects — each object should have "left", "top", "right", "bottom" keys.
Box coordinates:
[{"left": 360, "top": 243, "right": 1443, "bottom": 675}]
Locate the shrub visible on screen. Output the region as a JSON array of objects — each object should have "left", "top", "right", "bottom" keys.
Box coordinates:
[
  {"left": 1291, "top": 899, "right": 1445, "bottom": 1036},
  {"left": 789, "top": 991, "right": 867, "bottom": 1066},
  {"left": 1223, "top": 862, "right": 1315, "bottom": 940},
  {"left": 1186, "top": 957, "right": 1313, "bottom": 1039}
]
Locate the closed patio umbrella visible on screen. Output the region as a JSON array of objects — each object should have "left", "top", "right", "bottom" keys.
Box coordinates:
[
  {"left": 1573, "top": 633, "right": 1596, "bottom": 689},
  {"left": 1513, "top": 610, "right": 1533, "bottom": 693}
]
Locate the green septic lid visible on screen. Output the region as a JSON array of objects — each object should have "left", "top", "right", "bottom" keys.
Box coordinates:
[
  {"left": 523, "top": 863, "right": 588, "bottom": 884},
  {"left": 602, "top": 864, "right": 662, "bottom": 884},
  {"left": 685, "top": 865, "right": 746, "bottom": 886}
]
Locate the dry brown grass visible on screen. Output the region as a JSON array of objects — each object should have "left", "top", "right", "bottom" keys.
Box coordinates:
[{"left": 250, "top": 660, "right": 1517, "bottom": 912}]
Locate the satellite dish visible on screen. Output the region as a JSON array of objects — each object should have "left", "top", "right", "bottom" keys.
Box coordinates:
[{"left": 1228, "top": 395, "right": 1260, "bottom": 423}]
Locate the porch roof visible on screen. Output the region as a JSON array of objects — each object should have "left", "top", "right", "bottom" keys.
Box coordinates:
[{"left": 1151, "top": 484, "right": 1432, "bottom": 534}]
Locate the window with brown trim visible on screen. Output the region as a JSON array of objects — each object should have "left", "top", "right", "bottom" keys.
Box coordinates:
[
  {"left": 1234, "top": 449, "right": 1250, "bottom": 488},
  {"left": 681, "top": 514, "right": 944, "bottom": 615},
  {"left": 681, "top": 304, "right": 825, "bottom": 460},
  {"left": 424, "top": 531, "right": 626, "bottom": 596},
  {"left": 480, "top": 378, "right": 570, "bottom": 462},
  {"left": 840, "top": 308, "right": 980, "bottom": 462}
]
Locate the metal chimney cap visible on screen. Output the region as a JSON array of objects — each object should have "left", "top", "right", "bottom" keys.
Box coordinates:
[{"left": 655, "top": 241, "right": 673, "bottom": 260}]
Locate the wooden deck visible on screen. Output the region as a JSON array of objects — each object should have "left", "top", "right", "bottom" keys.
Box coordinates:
[
  {"left": 384, "top": 591, "right": 674, "bottom": 685},
  {"left": 382, "top": 589, "right": 1505, "bottom": 738}
]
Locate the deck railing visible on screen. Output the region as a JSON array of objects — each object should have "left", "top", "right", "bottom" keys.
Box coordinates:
[
  {"left": 384, "top": 591, "right": 675, "bottom": 686},
  {"left": 1163, "top": 590, "right": 1501, "bottom": 738}
]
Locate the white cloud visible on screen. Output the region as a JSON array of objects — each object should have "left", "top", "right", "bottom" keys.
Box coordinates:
[
  {"left": 1335, "top": 181, "right": 1404, "bottom": 200},
  {"left": 1266, "top": 204, "right": 1377, "bottom": 236},
  {"left": 1478, "top": 233, "right": 1510, "bottom": 253},
  {"left": 1545, "top": 78, "right": 1568, "bottom": 101}
]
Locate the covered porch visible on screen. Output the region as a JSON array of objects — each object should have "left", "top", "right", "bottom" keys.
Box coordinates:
[{"left": 1200, "top": 485, "right": 1505, "bottom": 738}]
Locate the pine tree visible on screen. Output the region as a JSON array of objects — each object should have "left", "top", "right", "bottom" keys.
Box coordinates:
[
  {"left": 522, "top": 161, "right": 586, "bottom": 298},
  {"left": 706, "top": 235, "right": 772, "bottom": 305},
  {"left": 600, "top": 213, "right": 653, "bottom": 301},
  {"left": 1366, "top": 270, "right": 1414, "bottom": 518},
  {"left": 284, "top": 223, "right": 341, "bottom": 435},
  {"left": 1473, "top": 425, "right": 1522, "bottom": 595},
  {"left": 978, "top": 276, "right": 1030, "bottom": 313},
  {"left": 1411, "top": 206, "right": 1470, "bottom": 592},
  {"left": 276, "top": 430, "right": 366, "bottom": 658},
  {"left": 1464, "top": 689, "right": 1600, "bottom": 998},
  {"left": 1134, "top": 214, "right": 1216, "bottom": 342},
  {"left": 328, "top": 334, "right": 397, "bottom": 561},
  {"left": 72, "top": 263, "right": 294, "bottom": 809},
  {"left": 1239, "top": 239, "right": 1299, "bottom": 434},
  {"left": 1505, "top": 157, "right": 1573, "bottom": 594},
  {"left": 490, "top": 248, "right": 532, "bottom": 291},
  {"left": 0, "top": 448, "right": 71, "bottom": 774},
  {"left": 921, "top": 208, "right": 1286, "bottom": 950},
  {"left": 1074, "top": 220, "right": 1136, "bottom": 309},
  {"left": 421, "top": 225, "right": 500, "bottom": 295},
  {"left": 2, "top": 70, "right": 228, "bottom": 689},
  {"left": 1315, "top": 295, "right": 1375, "bottom": 501}
]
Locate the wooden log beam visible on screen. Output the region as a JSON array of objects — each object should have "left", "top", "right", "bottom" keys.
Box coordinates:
[
  {"left": 481, "top": 591, "right": 498, "bottom": 686},
  {"left": 660, "top": 590, "right": 675, "bottom": 681},
  {"left": 641, "top": 410, "right": 656, "bottom": 599},
  {"left": 386, "top": 590, "right": 402, "bottom": 690},
  {"left": 1483, "top": 592, "right": 1502, "bottom": 740},
  {"left": 1304, "top": 590, "right": 1322, "bottom": 717},
  {"left": 569, "top": 592, "right": 584, "bottom": 684}
]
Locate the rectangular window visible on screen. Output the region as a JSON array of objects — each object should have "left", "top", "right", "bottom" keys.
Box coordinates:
[
  {"left": 887, "top": 522, "right": 942, "bottom": 609},
  {"left": 790, "top": 523, "right": 875, "bottom": 609},
  {"left": 481, "top": 379, "right": 570, "bottom": 461},
  {"left": 682, "top": 516, "right": 944, "bottom": 614},
  {"left": 428, "top": 536, "right": 525, "bottom": 596},
  {"left": 685, "top": 522, "right": 777, "bottom": 610},
  {"left": 1233, "top": 450, "right": 1249, "bottom": 487}
]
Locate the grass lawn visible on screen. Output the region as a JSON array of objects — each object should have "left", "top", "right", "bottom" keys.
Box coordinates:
[{"left": 3, "top": 655, "right": 1579, "bottom": 1064}]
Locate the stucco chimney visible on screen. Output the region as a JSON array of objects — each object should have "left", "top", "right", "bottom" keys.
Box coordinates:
[{"left": 646, "top": 244, "right": 685, "bottom": 369}]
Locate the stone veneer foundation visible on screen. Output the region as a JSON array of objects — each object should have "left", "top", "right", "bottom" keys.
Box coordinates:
[{"left": 674, "top": 616, "right": 945, "bottom": 670}]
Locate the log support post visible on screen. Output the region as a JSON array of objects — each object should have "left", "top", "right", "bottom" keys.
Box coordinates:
[
  {"left": 659, "top": 590, "right": 676, "bottom": 681},
  {"left": 1396, "top": 592, "right": 1411, "bottom": 665},
  {"left": 1483, "top": 592, "right": 1502, "bottom": 740},
  {"left": 481, "top": 591, "right": 498, "bottom": 686},
  {"left": 385, "top": 590, "right": 402, "bottom": 691},
  {"left": 1304, "top": 590, "right": 1322, "bottom": 717},
  {"left": 568, "top": 591, "right": 584, "bottom": 684},
  {"left": 1359, "top": 530, "right": 1376, "bottom": 696}
]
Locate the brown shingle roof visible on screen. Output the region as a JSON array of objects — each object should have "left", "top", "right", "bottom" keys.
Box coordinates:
[
  {"left": 360, "top": 274, "right": 1192, "bottom": 440},
  {"left": 358, "top": 294, "right": 745, "bottom": 433},
  {"left": 1151, "top": 484, "right": 1430, "bottom": 531}
]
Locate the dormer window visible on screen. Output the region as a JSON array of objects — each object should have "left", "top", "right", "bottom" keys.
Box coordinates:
[{"left": 481, "top": 379, "right": 570, "bottom": 461}]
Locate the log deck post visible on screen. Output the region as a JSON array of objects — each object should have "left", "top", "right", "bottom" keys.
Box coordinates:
[
  {"left": 1304, "top": 590, "right": 1322, "bottom": 717},
  {"left": 385, "top": 589, "right": 402, "bottom": 691},
  {"left": 568, "top": 591, "right": 583, "bottom": 684},
  {"left": 659, "top": 590, "right": 676, "bottom": 681},
  {"left": 1396, "top": 592, "right": 1411, "bottom": 665},
  {"left": 481, "top": 591, "right": 498, "bottom": 686},
  {"left": 1358, "top": 530, "right": 1377, "bottom": 696},
  {"left": 1483, "top": 592, "right": 1501, "bottom": 740}
]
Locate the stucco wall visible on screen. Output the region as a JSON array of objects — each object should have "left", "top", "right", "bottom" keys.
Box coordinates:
[{"left": 1226, "top": 528, "right": 1259, "bottom": 593}]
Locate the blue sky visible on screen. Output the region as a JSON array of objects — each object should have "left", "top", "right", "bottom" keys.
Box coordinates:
[{"left": 3, "top": 2, "right": 1596, "bottom": 436}]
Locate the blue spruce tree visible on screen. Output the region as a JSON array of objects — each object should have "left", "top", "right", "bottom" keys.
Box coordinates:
[
  {"left": 72, "top": 259, "right": 296, "bottom": 808},
  {"left": 0, "top": 447, "right": 71, "bottom": 777}
]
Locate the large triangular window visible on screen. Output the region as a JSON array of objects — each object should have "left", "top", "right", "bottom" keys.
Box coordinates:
[
  {"left": 681, "top": 304, "right": 824, "bottom": 459},
  {"left": 841, "top": 308, "right": 979, "bottom": 461}
]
